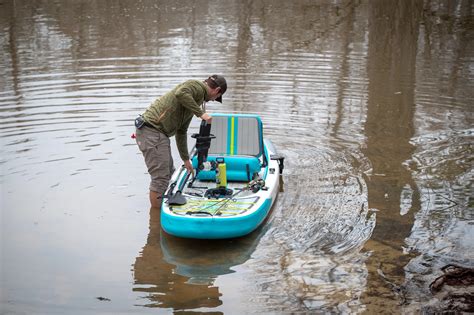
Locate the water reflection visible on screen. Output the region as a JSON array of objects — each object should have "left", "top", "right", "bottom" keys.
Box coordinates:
[
  {"left": 133, "top": 207, "right": 263, "bottom": 311},
  {"left": 360, "top": 1, "right": 422, "bottom": 310},
  {"left": 1, "top": 0, "right": 472, "bottom": 313},
  {"left": 359, "top": 1, "right": 474, "bottom": 312},
  {"left": 133, "top": 208, "right": 221, "bottom": 310}
]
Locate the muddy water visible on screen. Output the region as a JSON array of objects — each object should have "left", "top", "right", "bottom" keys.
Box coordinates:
[{"left": 1, "top": 0, "right": 472, "bottom": 313}]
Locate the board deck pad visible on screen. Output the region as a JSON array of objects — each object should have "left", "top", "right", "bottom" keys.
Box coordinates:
[{"left": 169, "top": 196, "right": 259, "bottom": 216}]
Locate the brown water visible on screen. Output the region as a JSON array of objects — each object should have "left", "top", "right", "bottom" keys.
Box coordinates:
[{"left": 1, "top": 0, "right": 473, "bottom": 313}]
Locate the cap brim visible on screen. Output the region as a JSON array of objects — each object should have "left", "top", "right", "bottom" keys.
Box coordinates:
[{"left": 216, "top": 95, "right": 222, "bottom": 103}]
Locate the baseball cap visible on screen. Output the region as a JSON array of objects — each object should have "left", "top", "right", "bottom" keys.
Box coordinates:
[{"left": 209, "top": 75, "right": 227, "bottom": 103}]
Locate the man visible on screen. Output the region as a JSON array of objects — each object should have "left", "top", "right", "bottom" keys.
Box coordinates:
[{"left": 135, "top": 75, "right": 227, "bottom": 208}]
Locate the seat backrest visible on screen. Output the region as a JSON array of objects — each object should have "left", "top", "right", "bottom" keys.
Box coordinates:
[
  {"left": 192, "top": 114, "right": 264, "bottom": 182},
  {"left": 208, "top": 114, "right": 263, "bottom": 157}
]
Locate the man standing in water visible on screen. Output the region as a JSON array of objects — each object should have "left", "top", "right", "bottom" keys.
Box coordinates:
[{"left": 135, "top": 75, "right": 227, "bottom": 208}]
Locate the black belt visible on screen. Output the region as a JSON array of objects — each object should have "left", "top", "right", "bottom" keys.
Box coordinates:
[
  {"left": 144, "top": 121, "right": 156, "bottom": 129},
  {"left": 144, "top": 121, "right": 168, "bottom": 137}
]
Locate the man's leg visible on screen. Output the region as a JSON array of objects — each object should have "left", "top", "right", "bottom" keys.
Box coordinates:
[
  {"left": 136, "top": 127, "right": 173, "bottom": 208},
  {"left": 149, "top": 190, "right": 161, "bottom": 209}
]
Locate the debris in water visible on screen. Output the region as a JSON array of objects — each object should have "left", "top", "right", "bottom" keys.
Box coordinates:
[
  {"left": 428, "top": 264, "right": 474, "bottom": 312},
  {"left": 430, "top": 264, "right": 474, "bottom": 292},
  {"left": 96, "top": 296, "right": 111, "bottom": 302}
]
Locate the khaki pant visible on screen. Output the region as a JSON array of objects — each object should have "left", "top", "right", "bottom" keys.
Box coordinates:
[{"left": 135, "top": 126, "right": 174, "bottom": 195}]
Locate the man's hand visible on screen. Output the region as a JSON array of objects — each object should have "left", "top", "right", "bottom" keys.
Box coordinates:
[
  {"left": 200, "top": 113, "right": 212, "bottom": 124},
  {"left": 184, "top": 159, "right": 194, "bottom": 177}
]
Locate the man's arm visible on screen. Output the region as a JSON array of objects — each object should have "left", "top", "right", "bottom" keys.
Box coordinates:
[
  {"left": 175, "top": 83, "right": 205, "bottom": 118},
  {"left": 175, "top": 116, "right": 193, "bottom": 162}
]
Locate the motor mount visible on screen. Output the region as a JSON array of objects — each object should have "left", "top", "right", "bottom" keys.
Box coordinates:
[{"left": 188, "top": 120, "right": 215, "bottom": 188}]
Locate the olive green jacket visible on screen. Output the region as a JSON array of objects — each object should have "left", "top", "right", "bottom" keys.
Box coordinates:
[{"left": 142, "top": 80, "right": 207, "bottom": 161}]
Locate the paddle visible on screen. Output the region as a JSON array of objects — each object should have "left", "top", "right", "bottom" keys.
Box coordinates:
[
  {"left": 164, "top": 166, "right": 186, "bottom": 198},
  {"left": 168, "top": 170, "right": 191, "bottom": 206}
]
